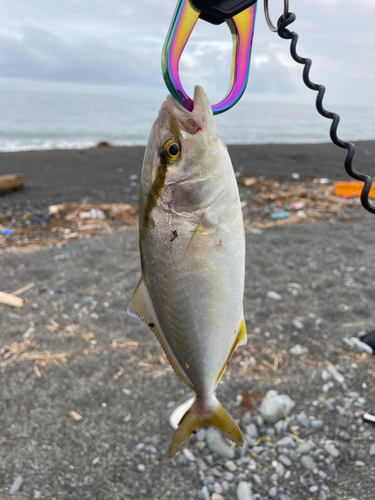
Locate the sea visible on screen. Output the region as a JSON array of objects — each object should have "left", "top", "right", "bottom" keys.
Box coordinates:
[{"left": 1, "top": 80, "right": 374, "bottom": 152}]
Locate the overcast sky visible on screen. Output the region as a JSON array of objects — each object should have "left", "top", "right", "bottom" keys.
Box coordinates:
[{"left": 1, "top": 0, "right": 375, "bottom": 107}]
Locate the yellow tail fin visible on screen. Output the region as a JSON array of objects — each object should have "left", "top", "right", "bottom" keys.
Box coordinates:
[{"left": 168, "top": 398, "right": 243, "bottom": 458}]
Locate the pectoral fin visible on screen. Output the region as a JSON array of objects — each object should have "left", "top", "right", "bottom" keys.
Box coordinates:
[
  {"left": 127, "top": 278, "right": 193, "bottom": 389},
  {"left": 184, "top": 211, "right": 218, "bottom": 262}
]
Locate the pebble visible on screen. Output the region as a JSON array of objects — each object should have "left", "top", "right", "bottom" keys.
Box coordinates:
[
  {"left": 259, "top": 392, "right": 295, "bottom": 424},
  {"left": 296, "top": 441, "right": 312, "bottom": 454},
  {"left": 236, "top": 481, "right": 252, "bottom": 500},
  {"left": 301, "top": 455, "right": 317, "bottom": 470},
  {"left": 319, "top": 491, "right": 327, "bottom": 500},
  {"left": 311, "top": 420, "right": 324, "bottom": 431},
  {"left": 370, "top": 444, "right": 375, "bottom": 456},
  {"left": 177, "top": 454, "right": 188, "bottom": 465},
  {"left": 297, "top": 414, "right": 310, "bottom": 428},
  {"left": 342, "top": 337, "right": 355, "bottom": 348},
  {"left": 321, "top": 370, "right": 331, "bottom": 381},
  {"left": 253, "top": 474, "right": 262, "bottom": 485},
  {"left": 289, "top": 345, "right": 303, "bottom": 356},
  {"left": 268, "top": 486, "right": 277, "bottom": 497},
  {"left": 206, "top": 428, "right": 235, "bottom": 459},
  {"left": 354, "top": 461, "right": 365, "bottom": 467},
  {"left": 196, "top": 457, "right": 208, "bottom": 471},
  {"left": 275, "top": 462, "right": 285, "bottom": 477},
  {"left": 353, "top": 339, "right": 374, "bottom": 355},
  {"left": 198, "top": 486, "right": 210, "bottom": 500},
  {"left": 279, "top": 454, "right": 292, "bottom": 467},
  {"left": 137, "top": 464, "right": 145, "bottom": 472},
  {"left": 10, "top": 476, "right": 23, "bottom": 494},
  {"left": 279, "top": 496, "right": 291, "bottom": 500},
  {"left": 183, "top": 448, "right": 195, "bottom": 462},
  {"left": 246, "top": 423, "right": 259, "bottom": 439},
  {"left": 292, "top": 318, "right": 304, "bottom": 329},
  {"left": 275, "top": 420, "right": 288, "bottom": 434},
  {"left": 225, "top": 460, "right": 237, "bottom": 472},
  {"left": 211, "top": 494, "right": 224, "bottom": 500},
  {"left": 267, "top": 291, "right": 281, "bottom": 300},
  {"left": 276, "top": 437, "right": 296, "bottom": 448},
  {"left": 213, "top": 482, "right": 223, "bottom": 494},
  {"left": 34, "top": 491, "right": 41, "bottom": 499},
  {"left": 322, "top": 382, "right": 334, "bottom": 393},
  {"left": 324, "top": 442, "right": 340, "bottom": 458},
  {"left": 197, "top": 428, "right": 206, "bottom": 441},
  {"left": 339, "top": 430, "right": 350, "bottom": 441},
  {"left": 309, "top": 485, "right": 319, "bottom": 493},
  {"left": 327, "top": 365, "right": 345, "bottom": 384}
]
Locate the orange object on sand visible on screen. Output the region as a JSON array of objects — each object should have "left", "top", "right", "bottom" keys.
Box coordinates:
[{"left": 335, "top": 181, "right": 375, "bottom": 198}]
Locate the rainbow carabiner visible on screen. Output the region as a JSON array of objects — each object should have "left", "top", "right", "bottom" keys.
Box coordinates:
[{"left": 162, "top": 0, "right": 257, "bottom": 115}]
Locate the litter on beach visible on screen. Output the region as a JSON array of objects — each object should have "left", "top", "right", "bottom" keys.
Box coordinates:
[{"left": 335, "top": 181, "right": 375, "bottom": 198}]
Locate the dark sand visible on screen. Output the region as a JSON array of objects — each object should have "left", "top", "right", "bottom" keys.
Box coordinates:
[
  {"left": 0, "top": 143, "right": 375, "bottom": 499},
  {"left": 1, "top": 141, "right": 375, "bottom": 211}
]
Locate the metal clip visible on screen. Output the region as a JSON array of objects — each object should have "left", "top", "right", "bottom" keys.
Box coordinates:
[{"left": 162, "top": 0, "right": 257, "bottom": 115}]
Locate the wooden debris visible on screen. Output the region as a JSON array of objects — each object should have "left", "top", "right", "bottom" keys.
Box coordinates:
[
  {"left": 0, "top": 174, "right": 24, "bottom": 193},
  {"left": 17, "top": 352, "right": 71, "bottom": 362},
  {"left": 92, "top": 457, "right": 100, "bottom": 465},
  {"left": 11, "top": 283, "right": 34, "bottom": 296},
  {"left": 136, "top": 416, "right": 147, "bottom": 428},
  {"left": 110, "top": 340, "right": 139, "bottom": 349},
  {"left": 113, "top": 365, "right": 124, "bottom": 381},
  {"left": 33, "top": 365, "right": 41, "bottom": 378},
  {"left": 0, "top": 292, "right": 24, "bottom": 308},
  {"left": 0, "top": 339, "right": 37, "bottom": 366},
  {"left": 70, "top": 410, "right": 83, "bottom": 421}
]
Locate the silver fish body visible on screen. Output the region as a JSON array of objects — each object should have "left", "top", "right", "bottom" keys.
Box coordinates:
[{"left": 128, "top": 86, "right": 246, "bottom": 455}]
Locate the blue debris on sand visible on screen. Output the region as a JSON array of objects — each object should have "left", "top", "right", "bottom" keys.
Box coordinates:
[
  {"left": 1, "top": 229, "right": 14, "bottom": 236},
  {"left": 271, "top": 211, "right": 289, "bottom": 220}
]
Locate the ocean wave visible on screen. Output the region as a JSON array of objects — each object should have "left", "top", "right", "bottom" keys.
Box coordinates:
[{"left": 0, "top": 139, "right": 148, "bottom": 152}]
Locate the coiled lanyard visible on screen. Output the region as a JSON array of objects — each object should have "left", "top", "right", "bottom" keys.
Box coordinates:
[{"left": 162, "top": 0, "right": 375, "bottom": 214}]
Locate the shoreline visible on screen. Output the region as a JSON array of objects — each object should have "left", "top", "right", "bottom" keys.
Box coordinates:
[{"left": 1, "top": 140, "right": 374, "bottom": 211}]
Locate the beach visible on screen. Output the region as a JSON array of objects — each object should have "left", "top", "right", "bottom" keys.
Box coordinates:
[
  {"left": 1, "top": 141, "right": 375, "bottom": 211},
  {"left": 1, "top": 142, "right": 375, "bottom": 499}
]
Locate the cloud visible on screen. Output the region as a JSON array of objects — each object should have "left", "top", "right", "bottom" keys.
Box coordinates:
[
  {"left": 0, "top": 0, "right": 373, "bottom": 105},
  {"left": 0, "top": 26, "right": 164, "bottom": 87}
]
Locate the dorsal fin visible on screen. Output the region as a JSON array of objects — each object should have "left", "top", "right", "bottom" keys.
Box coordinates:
[{"left": 127, "top": 278, "right": 193, "bottom": 389}]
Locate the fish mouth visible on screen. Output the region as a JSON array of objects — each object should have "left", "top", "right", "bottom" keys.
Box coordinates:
[{"left": 162, "top": 86, "right": 216, "bottom": 138}]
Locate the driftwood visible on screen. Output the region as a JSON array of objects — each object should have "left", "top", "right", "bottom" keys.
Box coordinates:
[
  {"left": 0, "top": 174, "right": 24, "bottom": 193},
  {"left": 0, "top": 292, "right": 24, "bottom": 308}
]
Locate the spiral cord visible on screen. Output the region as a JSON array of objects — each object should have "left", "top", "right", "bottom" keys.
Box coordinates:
[{"left": 276, "top": 12, "right": 375, "bottom": 215}]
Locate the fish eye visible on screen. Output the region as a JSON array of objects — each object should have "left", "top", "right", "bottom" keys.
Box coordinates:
[
  {"left": 168, "top": 144, "right": 179, "bottom": 156},
  {"left": 162, "top": 138, "right": 181, "bottom": 163}
]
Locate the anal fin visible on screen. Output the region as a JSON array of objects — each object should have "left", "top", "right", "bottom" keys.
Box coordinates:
[
  {"left": 127, "top": 278, "right": 193, "bottom": 389},
  {"left": 215, "top": 315, "right": 247, "bottom": 386}
]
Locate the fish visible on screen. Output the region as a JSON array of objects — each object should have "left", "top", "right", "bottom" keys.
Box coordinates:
[{"left": 127, "top": 86, "right": 246, "bottom": 457}]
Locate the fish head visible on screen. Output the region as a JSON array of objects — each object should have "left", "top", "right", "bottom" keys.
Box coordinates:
[{"left": 140, "top": 86, "right": 230, "bottom": 213}]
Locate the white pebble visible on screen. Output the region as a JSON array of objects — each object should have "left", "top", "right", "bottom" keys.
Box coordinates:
[
  {"left": 10, "top": 476, "right": 23, "bottom": 494},
  {"left": 236, "top": 481, "right": 252, "bottom": 500}
]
